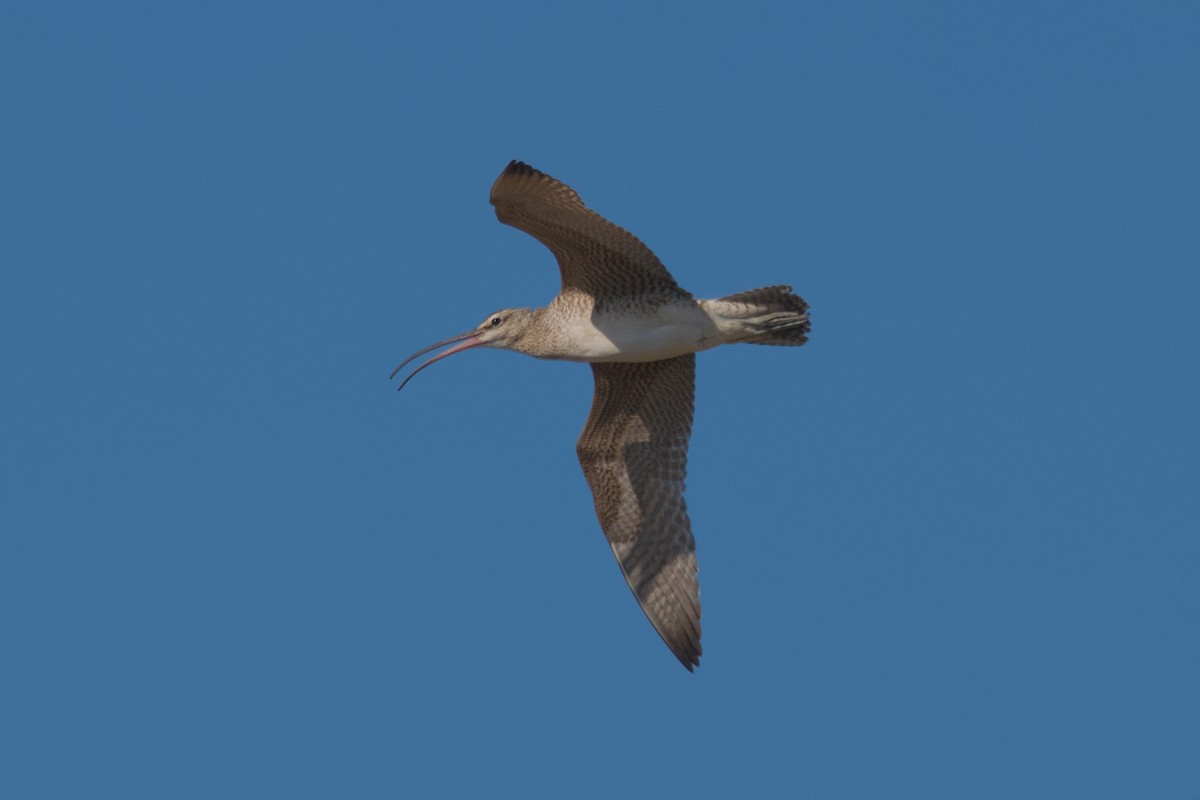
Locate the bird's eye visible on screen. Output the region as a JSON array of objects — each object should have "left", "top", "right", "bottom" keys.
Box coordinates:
[{"left": 490, "top": 316, "right": 502, "bottom": 327}]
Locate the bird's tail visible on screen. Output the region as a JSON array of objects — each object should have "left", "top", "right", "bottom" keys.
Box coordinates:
[{"left": 701, "top": 285, "right": 811, "bottom": 346}]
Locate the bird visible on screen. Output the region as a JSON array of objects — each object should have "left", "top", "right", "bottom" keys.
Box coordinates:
[{"left": 392, "top": 160, "right": 810, "bottom": 670}]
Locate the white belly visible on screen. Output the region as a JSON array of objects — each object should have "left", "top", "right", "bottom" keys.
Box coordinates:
[{"left": 555, "top": 303, "right": 722, "bottom": 363}]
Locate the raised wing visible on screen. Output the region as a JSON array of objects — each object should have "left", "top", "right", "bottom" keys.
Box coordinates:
[
  {"left": 576, "top": 355, "right": 701, "bottom": 670},
  {"left": 489, "top": 160, "right": 690, "bottom": 302}
]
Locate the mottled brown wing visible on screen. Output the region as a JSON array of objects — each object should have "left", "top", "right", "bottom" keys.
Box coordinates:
[
  {"left": 489, "top": 160, "right": 690, "bottom": 302},
  {"left": 576, "top": 355, "right": 701, "bottom": 670}
]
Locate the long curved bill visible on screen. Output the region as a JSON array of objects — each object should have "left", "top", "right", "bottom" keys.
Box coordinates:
[{"left": 390, "top": 329, "right": 483, "bottom": 392}]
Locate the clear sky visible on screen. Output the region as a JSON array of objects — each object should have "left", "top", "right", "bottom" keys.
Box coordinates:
[{"left": 2, "top": 2, "right": 1198, "bottom": 797}]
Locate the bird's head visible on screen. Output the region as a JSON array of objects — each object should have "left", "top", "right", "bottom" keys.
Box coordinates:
[{"left": 390, "top": 307, "right": 539, "bottom": 391}]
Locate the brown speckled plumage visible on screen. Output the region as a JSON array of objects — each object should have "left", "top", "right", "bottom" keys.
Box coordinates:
[
  {"left": 578, "top": 355, "right": 701, "bottom": 670},
  {"left": 395, "top": 160, "right": 810, "bottom": 670},
  {"left": 490, "top": 160, "right": 691, "bottom": 307}
]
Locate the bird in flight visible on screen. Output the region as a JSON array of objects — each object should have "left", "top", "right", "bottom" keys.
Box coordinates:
[{"left": 393, "top": 161, "right": 810, "bottom": 670}]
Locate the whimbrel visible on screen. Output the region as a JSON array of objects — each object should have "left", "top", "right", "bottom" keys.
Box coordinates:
[{"left": 393, "top": 161, "right": 810, "bottom": 670}]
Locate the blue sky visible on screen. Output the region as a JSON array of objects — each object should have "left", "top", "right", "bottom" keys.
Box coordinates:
[{"left": 2, "top": 2, "right": 1198, "bottom": 797}]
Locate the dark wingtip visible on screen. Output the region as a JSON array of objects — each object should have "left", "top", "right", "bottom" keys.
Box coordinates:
[
  {"left": 505, "top": 159, "right": 537, "bottom": 177},
  {"left": 672, "top": 640, "right": 701, "bottom": 672},
  {"left": 492, "top": 160, "right": 556, "bottom": 207}
]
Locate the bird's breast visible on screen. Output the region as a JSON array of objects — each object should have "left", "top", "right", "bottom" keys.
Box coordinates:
[{"left": 544, "top": 302, "right": 722, "bottom": 363}]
